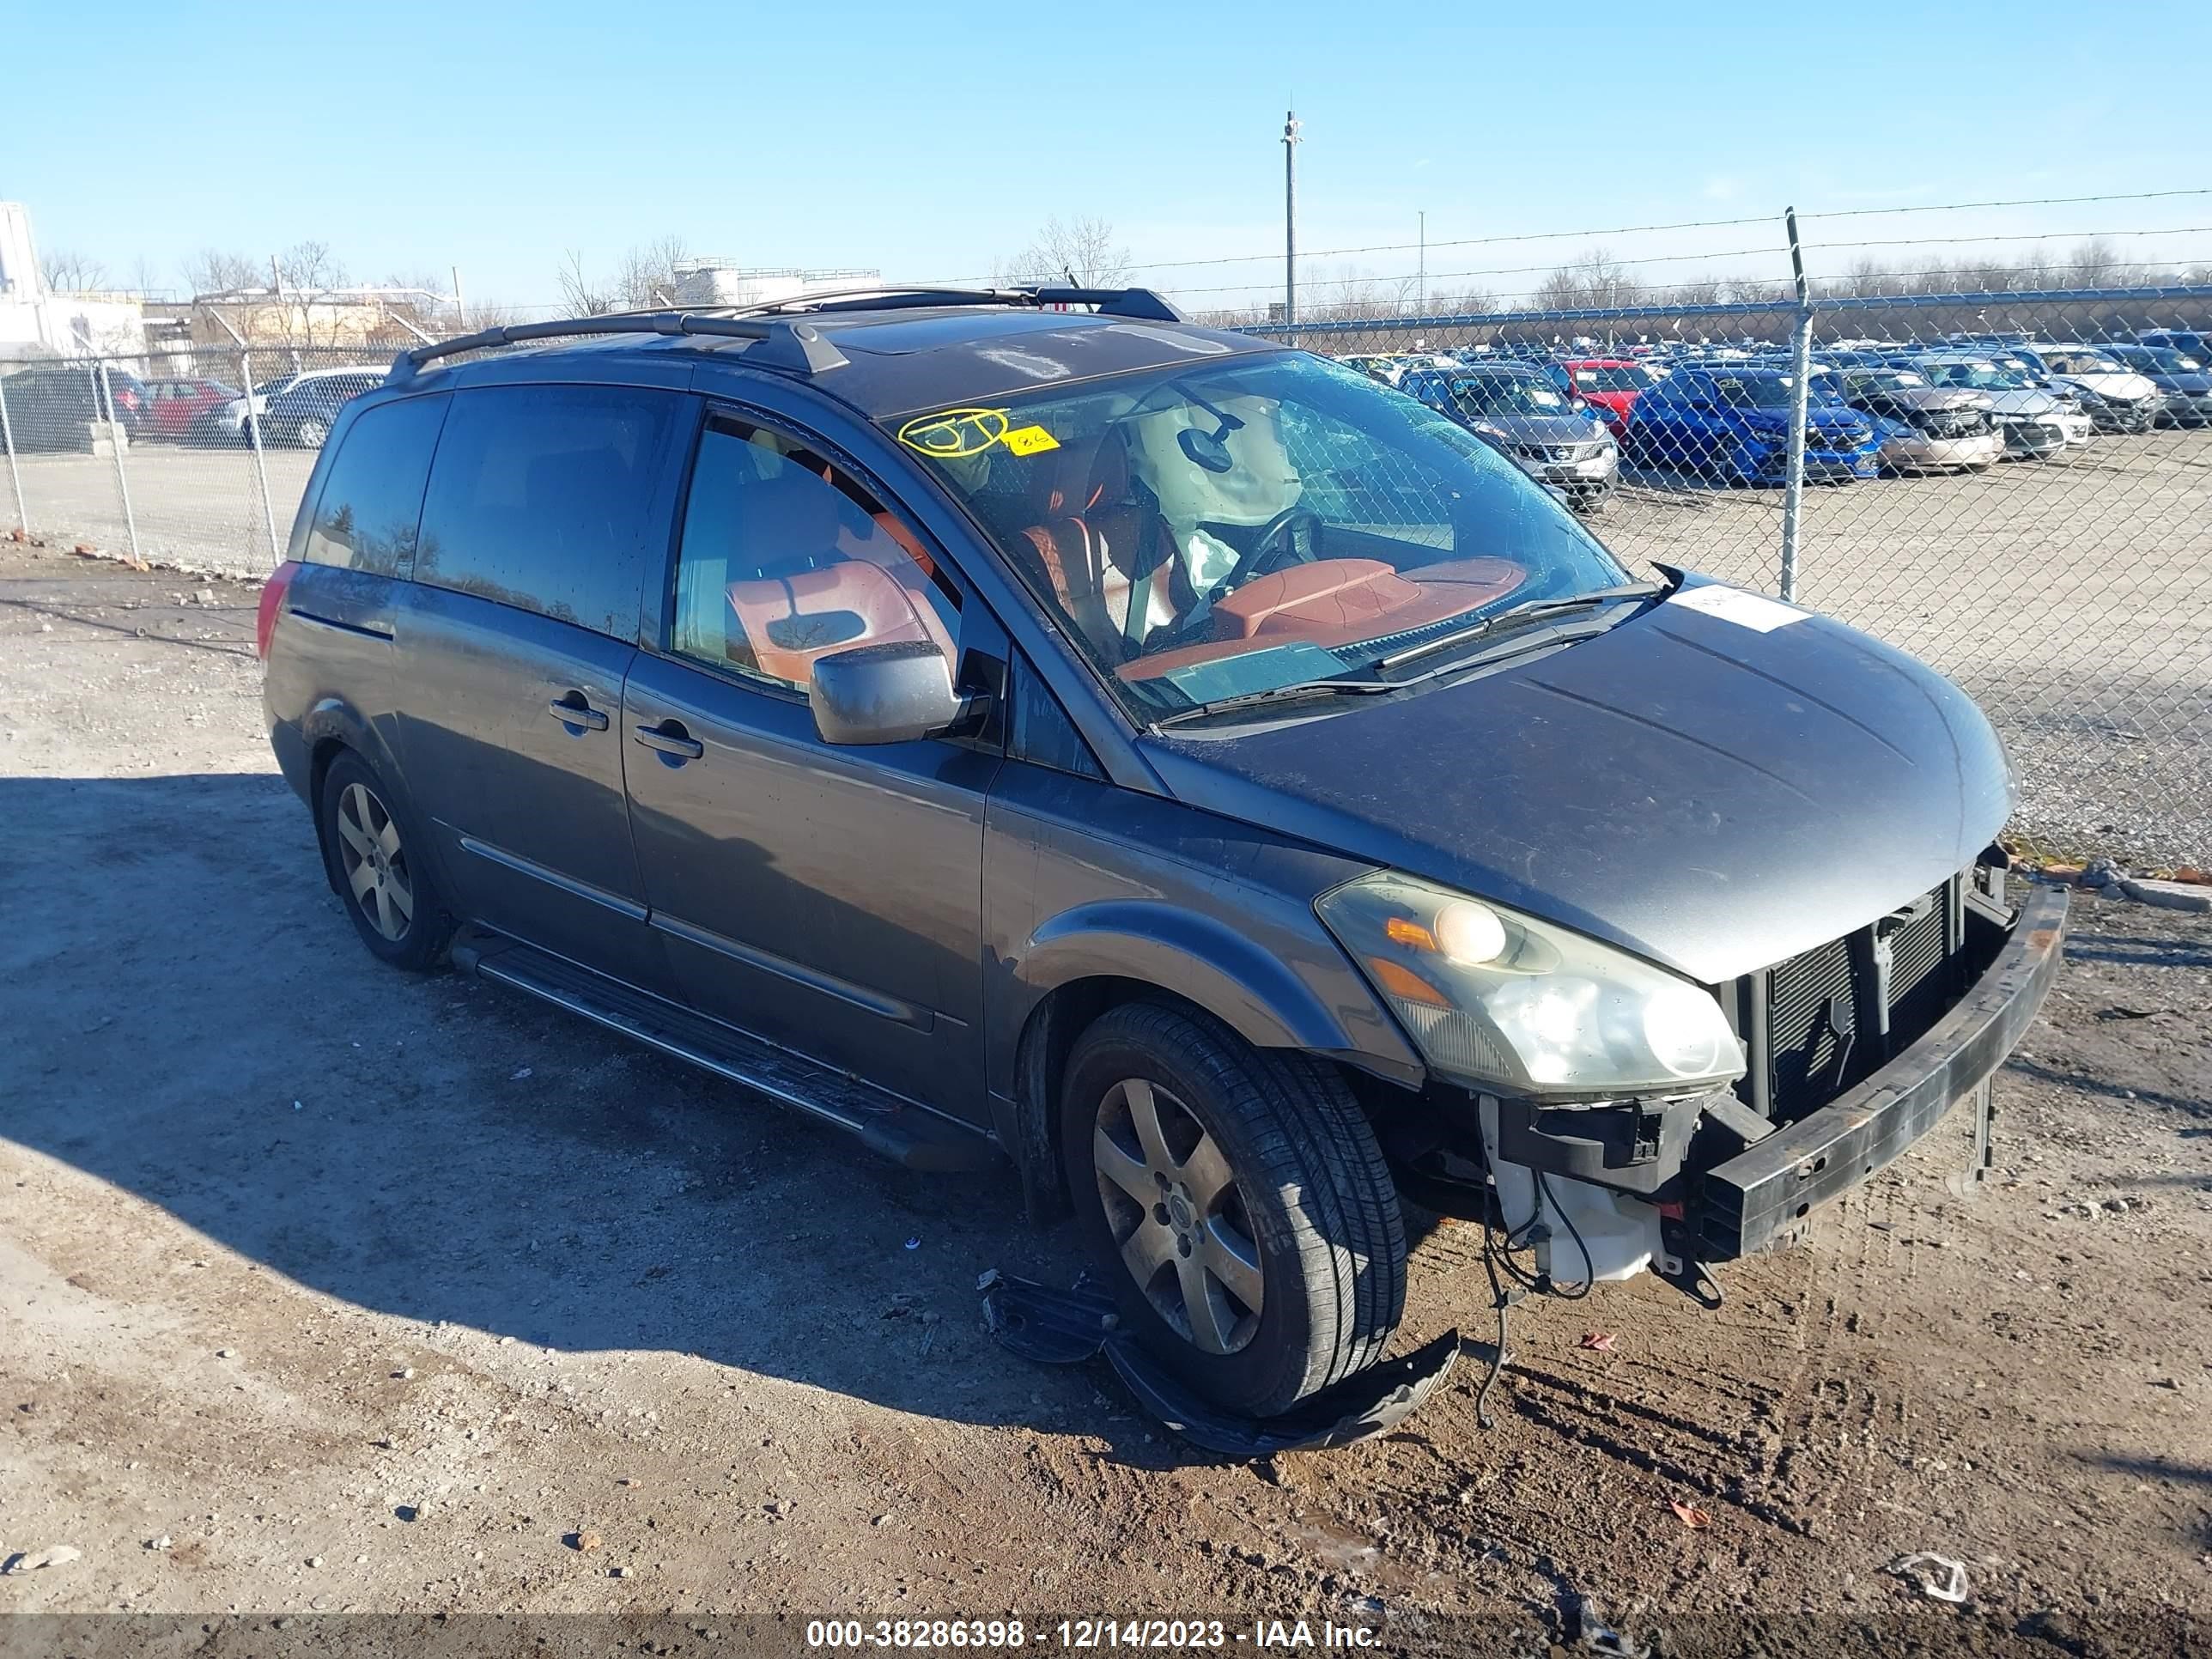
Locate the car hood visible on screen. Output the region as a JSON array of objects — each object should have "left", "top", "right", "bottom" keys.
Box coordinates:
[
  {"left": 1966, "top": 386, "right": 2058, "bottom": 415},
  {"left": 1142, "top": 580, "right": 2013, "bottom": 984},
  {"left": 2056, "top": 370, "right": 2159, "bottom": 401},
  {"left": 1468, "top": 412, "right": 1606, "bottom": 443}
]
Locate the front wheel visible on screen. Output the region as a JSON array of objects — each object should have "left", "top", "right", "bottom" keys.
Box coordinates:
[
  {"left": 294, "top": 416, "right": 330, "bottom": 449},
  {"left": 1060, "top": 1002, "right": 1406, "bottom": 1419}
]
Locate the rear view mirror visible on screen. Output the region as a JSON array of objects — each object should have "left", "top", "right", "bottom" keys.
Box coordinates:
[{"left": 810, "top": 640, "right": 975, "bottom": 745}]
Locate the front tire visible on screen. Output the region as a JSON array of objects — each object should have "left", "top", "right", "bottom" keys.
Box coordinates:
[
  {"left": 294, "top": 416, "right": 330, "bottom": 449},
  {"left": 319, "top": 752, "right": 451, "bottom": 971},
  {"left": 1060, "top": 1002, "right": 1406, "bottom": 1419}
]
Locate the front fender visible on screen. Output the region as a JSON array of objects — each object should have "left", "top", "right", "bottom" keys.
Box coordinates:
[{"left": 1020, "top": 898, "right": 1413, "bottom": 1073}]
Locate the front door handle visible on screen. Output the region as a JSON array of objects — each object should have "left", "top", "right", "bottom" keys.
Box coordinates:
[
  {"left": 547, "top": 694, "right": 610, "bottom": 732},
  {"left": 632, "top": 720, "right": 704, "bottom": 762}
]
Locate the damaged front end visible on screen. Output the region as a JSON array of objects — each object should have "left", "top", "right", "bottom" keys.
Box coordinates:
[{"left": 1358, "top": 853, "right": 2067, "bottom": 1304}]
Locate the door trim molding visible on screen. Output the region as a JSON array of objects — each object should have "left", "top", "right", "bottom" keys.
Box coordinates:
[
  {"left": 649, "top": 908, "right": 936, "bottom": 1033},
  {"left": 455, "top": 834, "right": 650, "bottom": 921}
]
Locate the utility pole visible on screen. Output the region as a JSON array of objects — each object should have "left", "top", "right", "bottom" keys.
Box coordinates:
[
  {"left": 1282, "top": 108, "right": 1300, "bottom": 337},
  {"left": 452, "top": 264, "right": 468, "bottom": 330}
]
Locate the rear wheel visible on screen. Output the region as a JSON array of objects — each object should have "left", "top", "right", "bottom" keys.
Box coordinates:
[
  {"left": 1060, "top": 1001, "right": 1406, "bottom": 1419},
  {"left": 294, "top": 416, "right": 330, "bottom": 449},
  {"left": 319, "top": 752, "right": 451, "bottom": 971}
]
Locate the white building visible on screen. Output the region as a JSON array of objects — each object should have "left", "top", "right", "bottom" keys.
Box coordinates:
[
  {"left": 0, "top": 201, "right": 146, "bottom": 362},
  {"left": 671, "top": 261, "right": 883, "bottom": 309}
]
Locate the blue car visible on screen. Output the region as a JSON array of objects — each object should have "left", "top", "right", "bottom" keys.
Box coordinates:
[{"left": 1623, "top": 366, "right": 1880, "bottom": 485}]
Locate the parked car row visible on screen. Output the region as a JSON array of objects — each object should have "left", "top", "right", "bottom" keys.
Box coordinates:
[
  {"left": 0, "top": 360, "right": 389, "bottom": 453},
  {"left": 1334, "top": 328, "right": 2208, "bottom": 493}
]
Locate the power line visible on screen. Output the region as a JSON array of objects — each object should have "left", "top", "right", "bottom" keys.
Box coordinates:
[{"left": 943, "top": 186, "right": 2212, "bottom": 288}]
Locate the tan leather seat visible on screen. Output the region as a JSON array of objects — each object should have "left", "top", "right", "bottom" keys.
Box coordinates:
[{"left": 1015, "top": 437, "right": 1187, "bottom": 659}]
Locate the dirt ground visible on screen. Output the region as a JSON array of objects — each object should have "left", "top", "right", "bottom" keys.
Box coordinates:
[{"left": 2, "top": 542, "right": 2209, "bottom": 1656}]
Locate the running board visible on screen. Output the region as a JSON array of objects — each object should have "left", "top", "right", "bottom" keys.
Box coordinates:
[{"left": 451, "top": 931, "right": 1004, "bottom": 1174}]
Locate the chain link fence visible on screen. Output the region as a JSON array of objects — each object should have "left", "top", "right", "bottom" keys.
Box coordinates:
[
  {"left": 5, "top": 259, "right": 2209, "bottom": 863},
  {"left": 0, "top": 341, "right": 401, "bottom": 576},
  {"left": 1245, "top": 283, "right": 2212, "bottom": 865}
]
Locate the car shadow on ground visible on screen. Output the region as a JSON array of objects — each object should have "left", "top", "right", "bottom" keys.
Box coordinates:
[{"left": 0, "top": 771, "right": 1189, "bottom": 1442}]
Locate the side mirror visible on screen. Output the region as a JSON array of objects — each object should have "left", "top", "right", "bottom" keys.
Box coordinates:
[{"left": 810, "top": 639, "right": 975, "bottom": 746}]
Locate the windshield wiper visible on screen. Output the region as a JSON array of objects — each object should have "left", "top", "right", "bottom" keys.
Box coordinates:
[
  {"left": 1374, "top": 581, "right": 1666, "bottom": 672},
  {"left": 1150, "top": 678, "right": 1396, "bottom": 731}
]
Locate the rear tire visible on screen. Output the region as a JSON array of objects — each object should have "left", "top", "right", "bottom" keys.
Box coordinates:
[
  {"left": 318, "top": 752, "right": 451, "bottom": 972},
  {"left": 294, "top": 416, "right": 329, "bottom": 449},
  {"left": 1059, "top": 1001, "right": 1406, "bottom": 1419}
]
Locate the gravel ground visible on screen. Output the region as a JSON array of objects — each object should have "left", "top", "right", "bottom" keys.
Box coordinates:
[
  {"left": 2, "top": 542, "right": 2209, "bottom": 1657},
  {"left": 7, "top": 421, "right": 2209, "bottom": 862}
]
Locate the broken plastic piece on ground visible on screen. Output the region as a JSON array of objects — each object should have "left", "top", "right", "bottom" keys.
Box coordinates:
[
  {"left": 1667, "top": 1498, "right": 1714, "bottom": 1529},
  {"left": 1580, "top": 1331, "right": 1618, "bottom": 1352},
  {"left": 1888, "top": 1551, "right": 1970, "bottom": 1604},
  {"left": 981, "top": 1273, "right": 1458, "bottom": 1456}
]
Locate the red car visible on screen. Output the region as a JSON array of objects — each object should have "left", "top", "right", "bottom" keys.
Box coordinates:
[
  {"left": 1552, "top": 358, "right": 1665, "bottom": 438},
  {"left": 143, "top": 377, "right": 240, "bottom": 441}
]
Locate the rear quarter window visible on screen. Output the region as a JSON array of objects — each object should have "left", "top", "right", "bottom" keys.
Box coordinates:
[
  {"left": 412, "top": 384, "right": 685, "bottom": 636},
  {"left": 302, "top": 393, "right": 450, "bottom": 575}
]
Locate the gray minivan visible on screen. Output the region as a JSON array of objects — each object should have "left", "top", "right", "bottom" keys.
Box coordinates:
[{"left": 261, "top": 289, "right": 2063, "bottom": 1419}]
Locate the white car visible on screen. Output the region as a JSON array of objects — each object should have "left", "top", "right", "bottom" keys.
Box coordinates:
[
  {"left": 205, "top": 365, "right": 388, "bottom": 437},
  {"left": 2025, "top": 345, "right": 2163, "bottom": 434},
  {"left": 1911, "top": 355, "right": 2090, "bottom": 458},
  {"left": 1336, "top": 352, "right": 1464, "bottom": 387}
]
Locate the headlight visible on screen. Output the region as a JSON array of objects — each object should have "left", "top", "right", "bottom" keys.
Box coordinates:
[{"left": 1316, "top": 872, "right": 1746, "bottom": 1098}]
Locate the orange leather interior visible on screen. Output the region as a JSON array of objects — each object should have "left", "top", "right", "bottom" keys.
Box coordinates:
[
  {"left": 1120, "top": 556, "right": 1527, "bottom": 682},
  {"left": 726, "top": 561, "right": 952, "bottom": 686}
]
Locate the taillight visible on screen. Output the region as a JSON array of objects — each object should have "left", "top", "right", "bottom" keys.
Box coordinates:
[
  {"left": 256, "top": 560, "right": 301, "bottom": 659},
  {"left": 118, "top": 387, "right": 141, "bottom": 410}
]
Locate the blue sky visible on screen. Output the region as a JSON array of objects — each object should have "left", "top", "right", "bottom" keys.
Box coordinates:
[{"left": 9, "top": 0, "right": 2210, "bottom": 313}]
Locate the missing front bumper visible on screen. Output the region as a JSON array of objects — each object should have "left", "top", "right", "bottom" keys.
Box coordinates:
[{"left": 1693, "top": 883, "right": 2068, "bottom": 1261}]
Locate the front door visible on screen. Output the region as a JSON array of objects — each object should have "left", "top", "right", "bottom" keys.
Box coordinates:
[
  {"left": 621, "top": 410, "right": 1000, "bottom": 1122},
  {"left": 391, "top": 380, "right": 694, "bottom": 989}
]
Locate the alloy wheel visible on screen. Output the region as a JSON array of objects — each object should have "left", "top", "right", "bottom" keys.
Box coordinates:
[
  {"left": 336, "top": 781, "right": 413, "bottom": 942},
  {"left": 295, "top": 417, "right": 329, "bottom": 449},
  {"left": 1091, "top": 1077, "right": 1264, "bottom": 1356}
]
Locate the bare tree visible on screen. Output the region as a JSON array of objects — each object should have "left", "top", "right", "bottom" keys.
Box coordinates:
[
  {"left": 1534, "top": 246, "right": 1638, "bottom": 312},
  {"left": 556, "top": 236, "right": 690, "bottom": 315},
  {"left": 1000, "top": 217, "right": 1133, "bottom": 288},
  {"left": 40, "top": 249, "right": 109, "bottom": 293}
]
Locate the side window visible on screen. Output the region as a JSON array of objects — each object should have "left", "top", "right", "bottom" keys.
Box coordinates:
[
  {"left": 414, "top": 383, "right": 684, "bottom": 636},
  {"left": 302, "top": 393, "right": 450, "bottom": 575},
  {"left": 669, "top": 417, "right": 960, "bottom": 695}
]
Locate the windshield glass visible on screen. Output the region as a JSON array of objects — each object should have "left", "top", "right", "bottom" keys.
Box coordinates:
[
  {"left": 1429, "top": 373, "right": 1571, "bottom": 416},
  {"left": 1709, "top": 374, "right": 1795, "bottom": 409},
  {"left": 894, "top": 352, "right": 1627, "bottom": 720},
  {"left": 2123, "top": 345, "right": 2197, "bottom": 373},
  {"left": 1573, "top": 365, "right": 1656, "bottom": 392},
  {"left": 1921, "top": 362, "right": 2023, "bottom": 391}
]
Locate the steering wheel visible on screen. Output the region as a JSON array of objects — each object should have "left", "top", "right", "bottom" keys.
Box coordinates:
[{"left": 1212, "top": 506, "right": 1326, "bottom": 599}]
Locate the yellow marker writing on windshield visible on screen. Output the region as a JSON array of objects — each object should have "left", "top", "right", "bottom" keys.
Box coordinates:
[{"left": 896, "top": 407, "right": 1010, "bottom": 459}]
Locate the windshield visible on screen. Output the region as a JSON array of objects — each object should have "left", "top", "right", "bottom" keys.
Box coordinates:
[
  {"left": 1708, "top": 374, "right": 1796, "bottom": 410},
  {"left": 1921, "top": 362, "right": 2024, "bottom": 391},
  {"left": 894, "top": 352, "right": 1627, "bottom": 720},
  {"left": 1429, "top": 373, "right": 1571, "bottom": 417},
  {"left": 2121, "top": 345, "right": 2198, "bottom": 373},
  {"left": 1572, "top": 365, "right": 1656, "bottom": 392}
]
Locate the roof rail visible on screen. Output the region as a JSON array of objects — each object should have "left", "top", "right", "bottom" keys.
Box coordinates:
[
  {"left": 384, "top": 284, "right": 1194, "bottom": 384},
  {"left": 725, "top": 283, "right": 1189, "bottom": 324},
  {"left": 385, "top": 310, "right": 850, "bottom": 385}
]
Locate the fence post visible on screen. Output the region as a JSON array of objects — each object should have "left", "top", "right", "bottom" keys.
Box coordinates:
[
  {"left": 0, "top": 373, "right": 27, "bottom": 539},
  {"left": 96, "top": 360, "right": 143, "bottom": 563},
  {"left": 1778, "top": 208, "right": 1814, "bottom": 604},
  {"left": 240, "top": 346, "right": 282, "bottom": 564},
  {"left": 1282, "top": 109, "right": 1301, "bottom": 343}
]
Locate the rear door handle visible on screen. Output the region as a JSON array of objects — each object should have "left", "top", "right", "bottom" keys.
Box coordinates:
[
  {"left": 633, "top": 720, "right": 704, "bottom": 762},
  {"left": 547, "top": 694, "right": 610, "bottom": 732}
]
